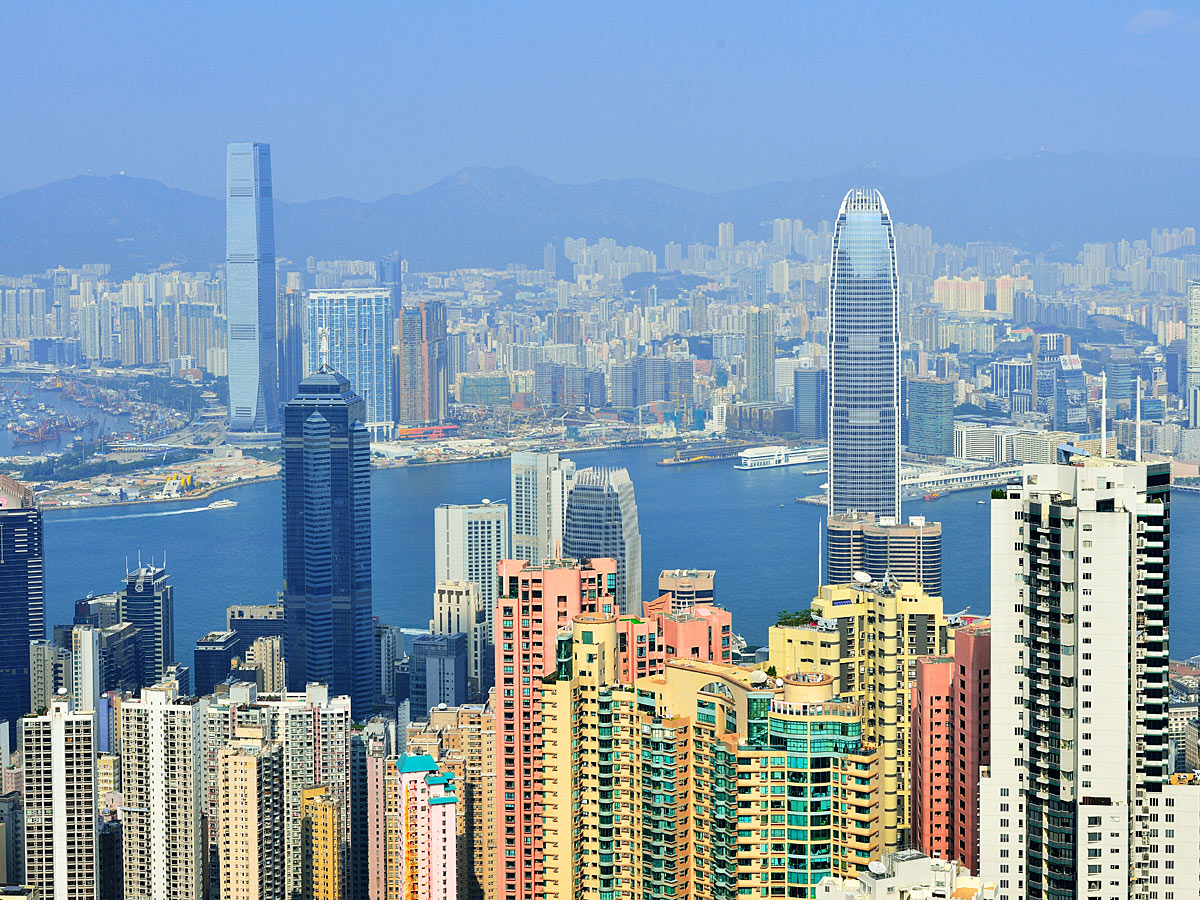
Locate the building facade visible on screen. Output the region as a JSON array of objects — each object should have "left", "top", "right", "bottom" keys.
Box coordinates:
[
  {"left": 825, "top": 513, "right": 943, "bottom": 596},
  {"left": 0, "top": 479, "right": 43, "bottom": 743},
  {"left": 396, "top": 300, "right": 448, "bottom": 426},
  {"left": 388, "top": 756, "right": 458, "bottom": 900},
  {"left": 509, "top": 452, "right": 575, "bottom": 566},
  {"left": 743, "top": 305, "right": 775, "bottom": 402},
  {"left": 217, "top": 732, "right": 286, "bottom": 900},
  {"left": 906, "top": 378, "right": 954, "bottom": 456},
  {"left": 562, "top": 467, "right": 642, "bottom": 612},
  {"left": 118, "top": 563, "right": 174, "bottom": 690}
]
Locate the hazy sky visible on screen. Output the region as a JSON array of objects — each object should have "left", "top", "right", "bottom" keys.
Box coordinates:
[{"left": 4, "top": 2, "right": 1200, "bottom": 201}]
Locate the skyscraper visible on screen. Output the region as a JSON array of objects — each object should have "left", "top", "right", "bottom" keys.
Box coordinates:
[
  {"left": 282, "top": 368, "right": 374, "bottom": 710},
  {"left": 433, "top": 501, "right": 509, "bottom": 668},
  {"left": 562, "top": 467, "right": 642, "bottom": 612},
  {"left": 0, "top": 476, "right": 42, "bottom": 743},
  {"left": 1053, "top": 354, "right": 1088, "bottom": 432},
  {"left": 743, "top": 305, "right": 775, "bottom": 401},
  {"left": 509, "top": 451, "right": 575, "bottom": 565},
  {"left": 1187, "top": 280, "right": 1200, "bottom": 426},
  {"left": 906, "top": 377, "right": 955, "bottom": 456},
  {"left": 828, "top": 188, "right": 901, "bottom": 517},
  {"left": 825, "top": 512, "right": 942, "bottom": 595},
  {"left": 276, "top": 286, "right": 306, "bottom": 410},
  {"left": 307, "top": 288, "right": 396, "bottom": 438},
  {"left": 792, "top": 366, "right": 828, "bottom": 440},
  {"left": 396, "top": 300, "right": 448, "bottom": 426},
  {"left": 217, "top": 732, "right": 286, "bottom": 900},
  {"left": 981, "top": 460, "right": 1171, "bottom": 899},
  {"left": 226, "top": 142, "right": 279, "bottom": 432},
  {"left": 119, "top": 562, "right": 174, "bottom": 690}
]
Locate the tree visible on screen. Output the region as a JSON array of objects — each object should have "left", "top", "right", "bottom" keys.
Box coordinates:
[{"left": 775, "top": 608, "right": 815, "bottom": 627}]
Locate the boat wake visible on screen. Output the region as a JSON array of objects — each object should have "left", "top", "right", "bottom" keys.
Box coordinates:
[{"left": 74, "top": 506, "right": 213, "bottom": 522}]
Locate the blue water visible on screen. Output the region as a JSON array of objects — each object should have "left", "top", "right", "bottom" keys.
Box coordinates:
[{"left": 41, "top": 445, "right": 1200, "bottom": 670}]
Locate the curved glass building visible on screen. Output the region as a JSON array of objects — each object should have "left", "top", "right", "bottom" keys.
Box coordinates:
[{"left": 828, "top": 188, "right": 901, "bottom": 517}]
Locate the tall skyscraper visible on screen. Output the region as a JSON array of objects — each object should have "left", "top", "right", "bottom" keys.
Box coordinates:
[
  {"left": 906, "top": 377, "right": 955, "bottom": 456},
  {"left": 307, "top": 288, "right": 396, "bottom": 438},
  {"left": 1187, "top": 280, "right": 1200, "bottom": 426},
  {"left": 743, "top": 305, "right": 775, "bottom": 401},
  {"left": 226, "top": 141, "right": 279, "bottom": 432},
  {"left": 396, "top": 300, "right": 448, "bottom": 426},
  {"left": 0, "top": 476, "right": 42, "bottom": 743},
  {"left": 828, "top": 188, "right": 901, "bottom": 517},
  {"left": 119, "top": 562, "right": 174, "bottom": 690},
  {"left": 981, "top": 460, "right": 1171, "bottom": 899},
  {"left": 409, "top": 632, "right": 468, "bottom": 720},
  {"left": 792, "top": 366, "right": 828, "bottom": 440},
  {"left": 276, "top": 286, "right": 306, "bottom": 410},
  {"left": 562, "top": 467, "right": 642, "bottom": 612},
  {"left": 282, "top": 368, "right": 374, "bottom": 710},
  {"left": 119, "top": 680, "right": 207, "bottom": 900},
  {"left": 1053, "top": 354, "right": 1088, "bottom": 432},
  {"left": 433, "top": 501, "right": 509, "bottom": 664},
  {"left": 509, "top": 452, "right": 575, "bottom": 565},
  {"left": 21, "top": 696, "right": 97, "bottom": 900}
]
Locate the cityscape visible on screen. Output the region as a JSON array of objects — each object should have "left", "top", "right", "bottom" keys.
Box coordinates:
[{"left": 5, "top": 6, "right": 1200, "bottom": 900}]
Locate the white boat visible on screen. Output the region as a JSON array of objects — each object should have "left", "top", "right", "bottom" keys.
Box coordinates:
[
  {"left": 208, "top": 498, "right": 238, "bottom": 510},
  {"left": 735, "top": 446, "right": 828, "bottom": 470}
]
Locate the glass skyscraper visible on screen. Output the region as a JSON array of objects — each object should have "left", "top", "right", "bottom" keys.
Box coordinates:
[
  {"left": 282, "top": 368, "right": 374, "bottom": 712},
  {"left": 307, "top": 288, "right": 396, "bottom": 439},
  {"left": 226, "top": 142, "right": 279, "bottom": 431},
  {"left": 0, "top": 478, "right": 43, "bottom": 743},
  {"left": 827, "top": 188, "right": 901, "bottom": 517},
  {"left": 562, "top": 467, "right": 642, "bottom": 611}
]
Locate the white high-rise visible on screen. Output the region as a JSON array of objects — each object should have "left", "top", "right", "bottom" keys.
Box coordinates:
[
  {"left": 433, "top": 501, "right": 509, "bottom": 647},
  {"left": 981, "top": 459, "right": 1173, "bottom": 900},
  {"left": 1186, "top": 280, "right": 1200, "bottom": 428},
  {"left": 510, "top": 452, "right": 575, "bottom": 565},
  {"left": 120, "top": 680, "right": 208, "bottom": 900},
  {"left": 22, "top": 696, "right": 97, "bottom": 900}
]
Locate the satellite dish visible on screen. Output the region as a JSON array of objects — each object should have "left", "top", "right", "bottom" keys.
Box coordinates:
[
  {"left": 868, "top": 861, "right": 887, "bottom": 875},
  {"left": 481, "top": 498, "right": 491, "bottom": 504},
  {"left": 775, "top": 678, "right": 784, "bottom": 687},
  {"left": 853, "top": 571, "right": 872, "bottom": 585}
]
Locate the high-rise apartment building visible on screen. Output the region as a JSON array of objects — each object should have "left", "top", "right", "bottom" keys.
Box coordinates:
[
  {"left": 217, "top": 731, "right": 286, "bottom": 900},
  {"left": 743, "top": 305, "right": 775, "bottom": 402},
  {"left": 69, "top": 622, "right": 142, "bottom": 714},
  {"left": 981, "top": 460, "right": 1171, "bottom": 900},
  {"left": 509, "top": 452, "right": 575, "bottom": 565},
  {"left": 769, "top": 578, "right": 955, "bottom": 849},
  {"left": 825, "top": 512, "right": 943, "bottom": 595},
  {"left": 562, "top": 467, "right": 642, "bottom": 612},
  {"left": 1187, "top": 281, "right": 1200, "bottom": 426},
  {"left": 282, "top": 368, "right": 374, "bottom": 710},
  {"left": 494, "top": 559, "right": 618, "bottom": 900},
  {"left": 430, "top": 582, "right": 487, "bottom": 697},
  {"left": 828, "top": 188, "right": 901, "bottom": 517},
  {"left": 0, "top": 477, "right": 43, "bottom": 743},
  {"left": 906, "top": 377, "right": 955, "bottom": 456},
  {"left": 300, "top": 786, "right": 344, "bottom": 900},
  {"left": 119, "top": 680, "right": 207, "bottom": 900},
  {"left": 396, "top": 300, "right": 448, "bottom": 426},
  {"left": 388, "top": 756, "right": 458, "bottom": 900},
  {"left": 118, "top": 563, "right": 174, "bottom": 690},
  {"left": 29, "top": 640, "right": 71, "bottom": 715},
  {"left": 307, "top": 288, "right": 396, "bottom": 438},
  {"left": 226, "top": 142, "right": 279, "bottom": 432},
  {"left": 21, "top": 697, "right": 96, "bottom": 900}
]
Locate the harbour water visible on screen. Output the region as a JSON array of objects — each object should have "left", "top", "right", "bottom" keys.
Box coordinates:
[{"left": 42, "top": 444, "right": 1200, "bottom": 670}]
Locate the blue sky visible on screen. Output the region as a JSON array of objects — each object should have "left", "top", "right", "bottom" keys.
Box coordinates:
[{"left": 3, "top": 2, "right": 1200, "bottom": 200}]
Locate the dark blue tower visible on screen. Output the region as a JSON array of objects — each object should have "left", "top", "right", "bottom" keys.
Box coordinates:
[
  {"left": 0, "top": 479, "right": 43, "bottom": 743},
  {"left": 283, "top": 366, "right": 374, "bottom": 713}
]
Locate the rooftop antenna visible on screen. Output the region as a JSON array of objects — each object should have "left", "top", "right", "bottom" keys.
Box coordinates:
[
  {"left": 1100, "top": 369, "right": 1107, "bottom": 458},
  {"left": 1135, "top": 376, "right": 1142, "bottom": 462}
]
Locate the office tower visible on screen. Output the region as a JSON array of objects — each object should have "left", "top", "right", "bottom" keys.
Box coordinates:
[
  {"left": 307, "top": 288, "right": 396, "bottom": 438},
  {"left": 743, "top": 305, "right": 775, "bottom": 401},
  {"left": 409, "top": 633, "right": 468, "bottom": 721},
  {"left": 119, "top": 681, "right": 206, "bottom": 900},
  {"left": 29, "top": 640, "right": 71, "bottom": 713},
  {"left": 277, "top": 287, "right": 306, "bottom": 410},
  {"left": 910, "top": 624, "right": 990, "bottom": 874},
  {"left": 404, "top": 705, "right": 495, "bottom": 900},
  {"left": 657, "top": 568, "right": 716, "bottom": 610},
  {"left": 74, "top": 593, "right": 120, "bottom": 628},
  {"left": 981, "top": 460, "right": 1172, "bottom": 900},
  {"left": 495, "top": 559, "right": 618, "bottom": 900},
  {"left": 218, "top": 732, "right": 285, "bottom": 900},
  {"left": 203, "top": 684, "right": 352, "bottom": 900},
  {"left": 906, "top": 377, "right": 954, "bottom": 456},
  {"left": 769, "top": 578, "right": 954, "bottom": 850},
  {"left": 119, "top": 562, "right": 174, "bottom": 689},
  {"left": 433, "top": 501, "right": 509, "bottom": 657},
  {"left": 227, "top": 602, "right": 285, "bottom": 645},
  {"left": 194, "top": 630, "right": 242, "bottom": 697},
  {"left": 226, "top": 141, "right": 279, "bottom": 432},
  {"left": 562, "top": 467, "right": 642, "bottom": 611},
  {"left": 690, "top": 293, "right": 709, "bottom": 332},
  {"left": 825, "top": 513, "right": 942, "bottom": 593},
  {"left": 431, "top": 582, "right": 486, "bottom": 697},
  {"left": 70, "top": 623, "right": 143, "bottom": 714},
  {"left": 21, "top": 697, "right": 96, "bottom": 900},
  {"left": 388, "top": 756, "right": 458, "bottom": 900},
  {"left": 396, "top": 300, "right": 448, "bottom": 426},
  {"left": 541, "top": 621, "right": 882, "bottom": 898},
  {"left": 509, "top": 452, "right": 575, "bottom": 565},
  {"left": 793, "top": 366, "right": 828, "bottom": 440},
  {"left": 300, "top": 786, "right": 344, "bottom": 900},
  {"left": 0, "top": 477, "right": 43, "bottom": 743},
  {"left": 1188, "top": 281, "right": 1200, "bottom": 427},
  {"left": 1053, "top": 354, "right": 1088, "bottom": 432},
  {"left": 990, "top": 358, "right": 1033, "bottom": 399},
  {"left": 282, "top": 369, "right": 374, "bottom": 709},
  {"left": 828, "top": 188, "right": 901, "bottom": 517}
]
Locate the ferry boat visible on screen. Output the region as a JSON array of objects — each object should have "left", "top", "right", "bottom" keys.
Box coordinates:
[
  {"left": 734, "top": 446, "right": 828, "bottom": 470},
  {"left": 208, "top": 498, "right": 238, "bottom": 510}
]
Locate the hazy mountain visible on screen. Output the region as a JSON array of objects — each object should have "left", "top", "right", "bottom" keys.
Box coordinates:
[{"left": 2, "top": 151, "right": 1199, "bottom": 278}]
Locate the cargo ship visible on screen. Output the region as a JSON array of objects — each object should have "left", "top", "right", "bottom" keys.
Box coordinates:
[{"left": 734, "top": 446, "right": 828, "bottom": 470}]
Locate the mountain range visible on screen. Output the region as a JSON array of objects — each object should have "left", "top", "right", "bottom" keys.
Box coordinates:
[{"left": 2, "top": 151, "right": 1199, "bottom": 279}]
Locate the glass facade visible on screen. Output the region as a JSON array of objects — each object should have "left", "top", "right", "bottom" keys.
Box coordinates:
[
  {"left": 562, "top": 467, "right": 642, "bottom": 612},
  {"left": 906, "top": 377, "right": 955, "bottom": 456},
  {"left": 226, "top": 142, "right": 279, "bottom": 431},
  {"left": 282, "top": 368, "right": 374, "bottom": 710},
  {"left": 0, "top": 504, "right": 43, "bottom": 742},
  {"left": 307, "top": 289, "right": 395, "bottom": 438},
  {"left": 828, "top": 189, "right": 901, "bottom": 517}
]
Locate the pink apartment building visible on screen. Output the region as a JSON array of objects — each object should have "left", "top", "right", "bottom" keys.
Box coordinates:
[{"left": 393, "top": 754, "right": 458, "bottom": 900}]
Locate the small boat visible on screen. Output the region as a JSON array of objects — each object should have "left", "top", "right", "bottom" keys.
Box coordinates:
[
  {"left": 779, "top": 504, "right": 785, "bottom": 508},
  {"left": 924, "top": 492, "right": 940, "bottom": 501},
  {"left": 208, "top": 499, "right": 238, "bottom": 510},
  {"left": 976, "top": 499, "right": 986, "bottom": 504}
]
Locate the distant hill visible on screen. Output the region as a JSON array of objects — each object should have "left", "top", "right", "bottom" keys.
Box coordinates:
[{"left": 3, "top": 151, "right": 1200, "bottom": 278}]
